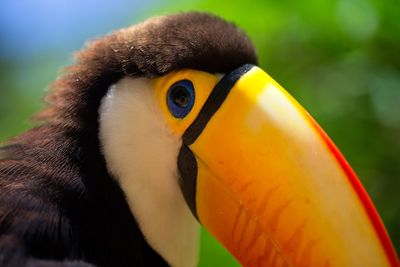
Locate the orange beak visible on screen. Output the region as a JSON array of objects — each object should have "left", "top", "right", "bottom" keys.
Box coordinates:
[{"left": 178, "top": 65, "right": 398, "bottom": 267}]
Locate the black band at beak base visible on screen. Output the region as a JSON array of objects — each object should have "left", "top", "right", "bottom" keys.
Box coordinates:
[
  {"left": 178, "top": 64, "right": 255, "bottom": 222},
  {"left": 177, "top": 145, "right": 199, "bottom": 220},
  {"left": 182, "top": 64, "right": 254, "bottom": 146}
]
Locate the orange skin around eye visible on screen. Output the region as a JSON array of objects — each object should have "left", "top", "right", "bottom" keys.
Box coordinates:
[{"left": 152, "top": 69, "right": 218, "bottom": 136}]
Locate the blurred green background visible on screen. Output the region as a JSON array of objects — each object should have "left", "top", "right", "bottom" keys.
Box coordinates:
[{"left": 0, "top": 0, "right": 399, "bottom": 266}]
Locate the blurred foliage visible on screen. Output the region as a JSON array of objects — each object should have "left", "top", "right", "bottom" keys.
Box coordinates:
[{"left": 0, "top": 0, "right": 399, "bottom": 266}]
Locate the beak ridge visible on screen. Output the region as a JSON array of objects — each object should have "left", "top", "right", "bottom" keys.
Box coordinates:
[{"left": 179, "top": 65, "right": 398, "bottom": 267}]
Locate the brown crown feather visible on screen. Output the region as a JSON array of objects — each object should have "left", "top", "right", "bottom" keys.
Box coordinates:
[{"left": 35, "top": 12, "right": 258, "bottom": 130}]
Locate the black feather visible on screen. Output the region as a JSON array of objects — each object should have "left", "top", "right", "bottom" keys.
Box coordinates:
[{"left": 0, "top": 12, "right": 257, "bottom": 266}]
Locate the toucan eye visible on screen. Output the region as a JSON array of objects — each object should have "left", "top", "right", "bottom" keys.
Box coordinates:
[{"left": 167, "top": 80, "right": 195, "bottom": 118}]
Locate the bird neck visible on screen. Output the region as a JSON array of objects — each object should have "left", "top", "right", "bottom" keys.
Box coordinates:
[{"left": 98, "top": 77, "right": 200, "bottom": 267}]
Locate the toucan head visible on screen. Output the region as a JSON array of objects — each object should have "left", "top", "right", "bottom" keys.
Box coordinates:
[{"left": 47, "top": 12, "right": 397, "bottom": 267}]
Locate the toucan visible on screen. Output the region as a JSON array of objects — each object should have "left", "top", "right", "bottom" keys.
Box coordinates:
[{"left": 0, "top": 12, "right": 398, "bottom": 267}]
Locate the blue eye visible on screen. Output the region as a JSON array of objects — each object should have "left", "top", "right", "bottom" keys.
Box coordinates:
[{"left": 167, "top": 80, "right": 195, "bottom": 118}]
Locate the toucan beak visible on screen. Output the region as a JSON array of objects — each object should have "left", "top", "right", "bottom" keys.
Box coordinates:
[{"left": 178, "top": 65, "right": 398, "bottom": 267}]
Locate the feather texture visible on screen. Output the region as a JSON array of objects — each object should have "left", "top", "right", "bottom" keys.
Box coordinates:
[{"left": 0, "top": 12, "right": 257, "bottom": 266}]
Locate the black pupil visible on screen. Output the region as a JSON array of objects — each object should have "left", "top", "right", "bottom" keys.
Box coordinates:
[{"left": 172, "top": 86, "right": 190, "bottom": 107}]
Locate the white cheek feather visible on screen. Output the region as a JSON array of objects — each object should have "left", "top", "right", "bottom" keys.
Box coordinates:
[{"left": 98, "top": 77, "right": 199, "bottom": 267}]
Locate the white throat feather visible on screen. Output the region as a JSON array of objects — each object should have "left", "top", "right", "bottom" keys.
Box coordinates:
[{"left": 98, "top": 77, "right": 199, "bottom": 267}]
